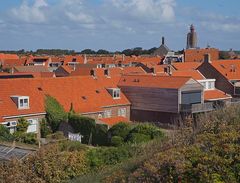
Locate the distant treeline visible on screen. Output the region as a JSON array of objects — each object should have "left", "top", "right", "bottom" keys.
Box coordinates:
[
  {"left": 1, "top": 48, "right": 237, "bottom": 57},
  {"left": 0, "top": 47, "right": 160, "bottom": 56}
]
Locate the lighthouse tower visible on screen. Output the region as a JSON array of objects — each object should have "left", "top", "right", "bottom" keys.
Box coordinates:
[{"left": 186, "top": 24, "right": 197, "bottom": 49}]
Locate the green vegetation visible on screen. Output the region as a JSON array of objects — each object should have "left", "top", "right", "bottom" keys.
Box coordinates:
[
  {"left": 69, "top": 114, "right": 96, "bottom": 144},
  {"left": 40, "top": 118, "right": 52, "bottom": 138},
  {"left": 0, "top": 125, "right": 14, "bottom": 142},
  {"left": 100, "top": 105, "right": 240, "bottom": 182},
  {"left": 5, "top": 99, "right": 240, "bottom": 182},
  {"left": 0, "top": 118, "right": 37, "bottom": 144},
  {"left": 45, "top": 95, "right": 67, "bottom": 132},
  {"left": 0, "top": 142, "right": 89, "bottom": 183}
]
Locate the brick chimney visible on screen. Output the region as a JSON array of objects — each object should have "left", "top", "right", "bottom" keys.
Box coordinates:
[{"left": 204, "top": 53, "right": 211, "bottom": 63}]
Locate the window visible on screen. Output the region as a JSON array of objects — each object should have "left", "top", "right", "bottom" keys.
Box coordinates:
[
  {"left": 113, "top": 89, "right": 120, "bottom": 99},
  {"left": 27, "top": 119, "right": 38, "bottom": 133},
  {"left": 200, "top": 82, "right": 207, "bottom": 90},
  {"left": 104, "top": 110, "right": 112, "bottom": 118},
  {"left": 118, "top": 108, "right": 126, "bottom": 117},
  {"left": 18, "top": 97, "right": 29, "bottom": 109},
  {"left": 207, "top": 81, "right": 215, "bottom": 90}
]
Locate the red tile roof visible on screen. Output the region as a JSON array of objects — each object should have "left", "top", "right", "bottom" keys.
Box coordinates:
[
  {"left": 204, "top": 89, "right": 232, "bottom": 101},
  {"left": 0, "top": 53, "right": 19, "bottom": 60},
  {"left": 184, "top": 48, "right": 219, "bottom": 62},
  {"left": 210, "top": 60, "right": 240, "bottom": 80},
  {"left": 172, "top": 62, "right": 202, "bottom": 71},
  {"left": 172, "top": 70, "right": 205, "bottom": 80},
  {"left": 99, "top": 116, "right": 130, "bottom": 126},
  {"left": 118, "top": 75, "right": 192, "bottom": 89},
  {"left": 0, "top": 76, "right": 130, "bottom": 123}
]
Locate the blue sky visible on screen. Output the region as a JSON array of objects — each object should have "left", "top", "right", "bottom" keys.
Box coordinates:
[{"left": 0, "top": 0, "right": 239, "bottom": 51}]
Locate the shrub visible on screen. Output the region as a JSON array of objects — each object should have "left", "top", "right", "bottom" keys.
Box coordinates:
[
  {"left": 16, "top": 117, "right": 29, "bottom": 133},
  {"left": 59, "top": 141, "right": 88, "bottom": 152},
  {"left": 127, "top": 133, "right": 151, "bottom": 144},
  {"left": 108, "top": 122, "right": 131, "bottom": 140},
  {"left": 87, "top": 146, "right": 134, "bottom": 168},
  {"left": 129, "top": 123, "right": 164, "bottom": 139},
  {"left": 0, "top": 125, "right": 14, "bottom": 142},
  {"left": 14, "top": 132, "right": 37, "bottom": 144},
  {"left": 92, "top": 124, "right": 108, "bottom": 146},
  {"left": 21, "top": 133, "right": 38, "bottom": 144},
  {"left": 46, "top": 131, "right": 65, "bottom": 140},
  {"left": 45, "top": 95, "right": 67, "bottom": 132},
  {"left": 69, "top": 114, "right": 96, "bottom": 144},
  {"left": 40, "top": 118, "right": 52, "bottom": 138},
  {"left": 111, "top": 136, "right": 124, "bottom": 146}
]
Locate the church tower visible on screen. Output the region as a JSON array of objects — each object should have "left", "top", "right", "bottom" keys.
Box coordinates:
[{"left": 186, "top": 24, "right": 197, "bottom": 49}]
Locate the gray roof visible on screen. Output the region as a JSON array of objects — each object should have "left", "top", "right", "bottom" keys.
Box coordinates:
[{"left": 153, "top": 44, "right": 170, "bottom": 57}]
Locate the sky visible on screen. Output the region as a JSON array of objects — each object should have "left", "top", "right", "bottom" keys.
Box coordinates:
[{"left": 0, "top": 0, "right": 239, "bottom": 51}]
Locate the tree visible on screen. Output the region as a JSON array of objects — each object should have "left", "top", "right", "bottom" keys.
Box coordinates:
[
  {"left": 16, "top": 117, "right": 29, "bottom": 133},
  {"left": 45, "top": 95, "right": 67, "bottom": 132},
  {"left": 80, "top": 49, "right": 96, "bottom": 54},
  {"left": 69, "top": 114, "right": 96, "bottom": 144},
  {"left": 96, "top": 49, "right": 110, "bottom": 54},
  {"left": 0, "top": 125, "right": 14, "bottom": 141},
  {"left": 108, "top": 122, "right": 131, "bottom": 140},
  {"left": 219, "top": 51, "right": 231, "bottom": 59}
]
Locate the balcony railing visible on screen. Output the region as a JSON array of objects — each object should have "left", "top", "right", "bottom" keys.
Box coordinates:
[{"left": 180, "top": 102, "right": 214, "bottom": 113}]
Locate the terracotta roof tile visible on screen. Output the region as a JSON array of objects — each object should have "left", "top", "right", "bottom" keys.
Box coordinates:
[
  {"left": 118, "top": 75, "right": 192, "bottom": 89},
  {"left": 172, "top": 70, "right": 205, "bottom": 80},
  {"left": 204, "top": 89, "right": 232, "bottom": 101},
  {"left": 99, "top": 116, "right": 130, "bottom": 126},
  {"left": 172, "top": 62, "right": 202, "bottom": 71},
  {"left": 211, "top": 60, "right": 240, "bottom": 80}
]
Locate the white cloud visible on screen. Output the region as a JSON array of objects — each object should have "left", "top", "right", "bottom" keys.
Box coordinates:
[
  {"left": 11, "top": 0, "right": 48, "bottom": 23},
  {"left": 201, "top": 21, "right": 240, "bottom": 33},
  {"left": 108, "top": 0, "right": 176, "bottom": 22}
]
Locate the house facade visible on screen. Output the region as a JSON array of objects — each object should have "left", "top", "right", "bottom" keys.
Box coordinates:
[{"left": 118, "top": 75, "right": 213, "bottom": 125}]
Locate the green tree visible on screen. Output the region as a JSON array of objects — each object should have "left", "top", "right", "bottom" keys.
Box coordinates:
[
  {"left": 16, "top": 117, "right": 29, "bottom": 133},
  {"left": 40, "top": 118, "right": 52, "bottom": 138},
  {"left": 69, "top": 114, "right": 96, "bottom": 144},
  {"left": 108, "top": 122, "right": 131, "bottom": 140},
  {"left": 45, "top": 95, "right": 67, "bottom": 132},
  {"left": 0, "top": 125, "right": 14, "bottom": 141}
]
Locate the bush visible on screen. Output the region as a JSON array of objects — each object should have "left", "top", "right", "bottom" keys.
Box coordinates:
[
  {"left": 45, "top": 95, "right": 67, "bottom": 132},
  {"left": 0, "top": 125, "right": 14, "bottom": 142},
  {"left": 14, "top": 132, "right": 37, "bottom": 144},
  {"left": 87, "top": 146, "right": 134, "bottom": 168},
  {"left": 21, "top": 133, "right": 38, "bottom": 144},
  {"left": 92, "top": 124, "right": 108, "bottom": 146},
  {"left": 16, "top": 117, "right": 29, "bottom": 133},
  {"left": 59, "top": 141, "right": 88, "bottom": 152},
  {"left": 40, "top": 118, "right": 52, "bottom": 138},
  {"left": 46, "top": 131, "right": 65, "bottom": 140},
  {"left": 111, "top": 136, "right": 124, "bottom": 146},
  {"left": 129, "top": 123, "right": 164, "bottom": 139},
  {"left": 108, "top": 122, "right": 131, "bottom": 139},
  {"left": 69, "top": 114, "right": 96, "bottom": 144},
  {"left": 127, "top": 133, "right": 151, "bottom": 144}
]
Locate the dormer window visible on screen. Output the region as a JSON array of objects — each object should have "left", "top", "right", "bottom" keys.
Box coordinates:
[
  {"left": 19, "top": 98, "right": 29, "bottom": 108},
  {"left": 113, "top": 89, "right": 120, "bottom": 99},
  {"left": 107, "top": 88, "right": 121, "bottom": 99},
  {"left": 11, "top": 96, "right": 29, "bottom": 109}
]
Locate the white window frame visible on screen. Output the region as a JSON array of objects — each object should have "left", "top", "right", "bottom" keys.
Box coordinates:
[
  {"left": 113, "top": 89, "right": 120, "bottom": 99},
  {"left": 18, "top": 96, "right": 29, "bottom": 109},
  {"left": 198, "top": 79, "right": 215, "bottom": 91},
  {"left": 104, "top": 110, "right": 112, "bottom": 118},
  {"left": 118, "top": 108, "right": 126, "bottom": 117}
]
